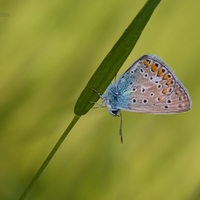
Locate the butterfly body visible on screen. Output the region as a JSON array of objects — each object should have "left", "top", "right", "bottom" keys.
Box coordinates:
[{"left": 101, "top": 55, "right": 192, "bottom": 115}]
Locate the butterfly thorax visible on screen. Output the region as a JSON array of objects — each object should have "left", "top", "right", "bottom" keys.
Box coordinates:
[{"left": 101, "top": 83, "right": 121, "bottom": 116}]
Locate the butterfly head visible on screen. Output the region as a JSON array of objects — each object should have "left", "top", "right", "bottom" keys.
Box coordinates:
[{"left": 108, "top": 107, "right": 120, "bottom": 116}]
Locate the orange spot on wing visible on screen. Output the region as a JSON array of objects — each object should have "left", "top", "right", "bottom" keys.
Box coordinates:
[
  {"left": 151, "top": 63, "right": 157, "bottom": 72},
  {"left": 144, "top": 59, "right": 150, "bottom": 67},
  {"left": 163, "top": 74, "right": 170, "bottom": 80},
  {"left": 162, "top": 88, "right": 169, "bottom": 95},
  {"left": 158, "top": 97, "right": 163, "bottom": 101},
  {"left": 166, "top": 80, "right": 172, "bottom": 86},
  {"left": 157, "top": 69, "right": 163, "bottom": 77}
]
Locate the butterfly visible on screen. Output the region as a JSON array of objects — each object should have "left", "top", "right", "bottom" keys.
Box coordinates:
[{"left": 95, "top": 55, "right": 192, "bottom": 143}]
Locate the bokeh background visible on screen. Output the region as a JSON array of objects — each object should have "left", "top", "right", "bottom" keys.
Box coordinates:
[{"left": 1, "top": 1, "right": 200, "bottom": 200}]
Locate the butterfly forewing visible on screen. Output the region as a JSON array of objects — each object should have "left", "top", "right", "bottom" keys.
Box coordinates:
[{"left": 116, "top": 55, "right": 191, "bottom": 114}]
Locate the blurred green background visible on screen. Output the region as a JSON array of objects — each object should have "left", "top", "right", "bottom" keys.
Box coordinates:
[{"left": 1, "top": 1, "right": 200, "bottom": 200}]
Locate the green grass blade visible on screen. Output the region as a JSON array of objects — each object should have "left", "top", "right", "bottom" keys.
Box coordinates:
[
  {"left": 18, "top": 115, "right": 80, "bottom": 200},
  {"left": 74, "top": 0, "right": 161, "bottom": 116}
]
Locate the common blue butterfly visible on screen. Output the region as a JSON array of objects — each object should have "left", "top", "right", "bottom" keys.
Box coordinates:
[{"left": 96, "top": 55, "right": 192, "bottom": 142}]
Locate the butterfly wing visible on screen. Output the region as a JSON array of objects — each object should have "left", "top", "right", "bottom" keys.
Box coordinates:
[{"left": 116, "top": 55, "right": 192, "bottom": 114}]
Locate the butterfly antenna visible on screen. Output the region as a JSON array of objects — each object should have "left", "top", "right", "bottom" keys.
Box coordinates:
[{"left": 119, "top": 111, "right": 123, "bottom": 143}]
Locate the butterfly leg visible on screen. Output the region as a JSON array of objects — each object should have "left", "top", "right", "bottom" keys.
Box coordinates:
[
  {"left": 89, "top": 88, "right": 108, "bottom": 108},
  {"left": 89, "top": 88, "right": 103, "bottom": 99},
  {"left": 89, "top": 101, "right": 107, "bottom": 109}
]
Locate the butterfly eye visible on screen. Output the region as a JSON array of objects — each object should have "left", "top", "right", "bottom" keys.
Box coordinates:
[{"left": 110, "top": 110, "right": 119, "bottom": 116}]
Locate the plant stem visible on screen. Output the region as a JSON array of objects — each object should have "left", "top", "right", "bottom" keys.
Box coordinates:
[{"left": 18, "top": 115, "right": 80, "bottom": 200}]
